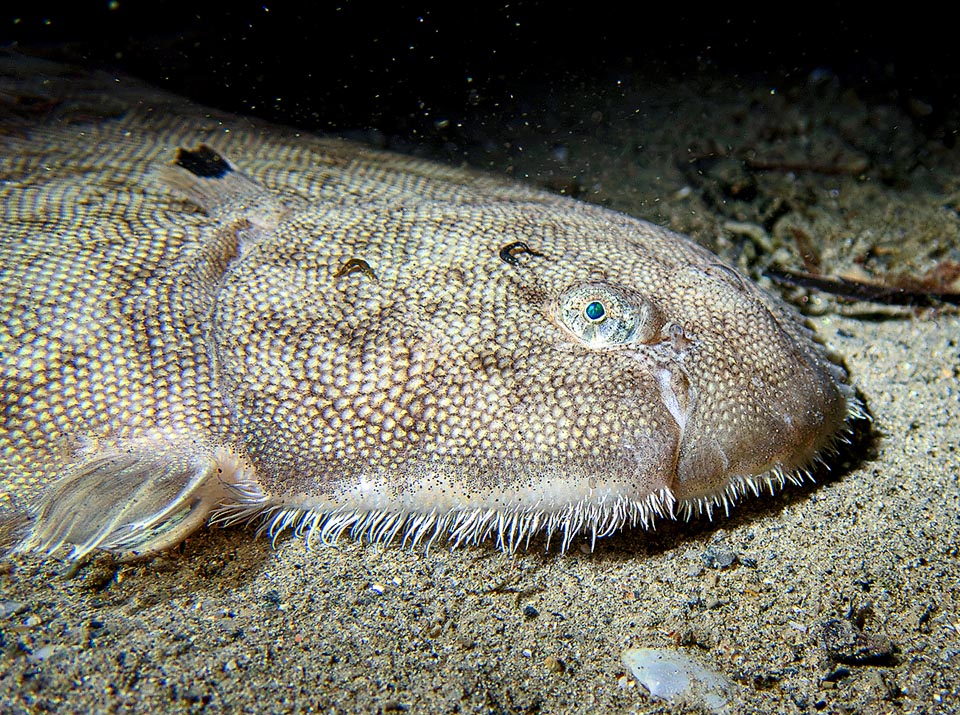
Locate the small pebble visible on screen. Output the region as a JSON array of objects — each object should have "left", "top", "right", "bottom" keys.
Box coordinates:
[
  {"left": 523, "top": 605, "right": 539, "bottom": 618},
  {"left": 819, "top": 618, "right": 895, "bottom": 665},
  {"left": 822, "top": 665, "right": 851, "bottom": 682},
  {"left": 27, "top": 644, "right": 56, "bottom": 663},
  {"left": 544, "top": 655, "right": 566, "bottom": 674},
  {"left": 701, "top": 546, "right": 737, "bottom": 570},
  {"left": 0, "top": 601, "right": 24, "bottom": 618}
]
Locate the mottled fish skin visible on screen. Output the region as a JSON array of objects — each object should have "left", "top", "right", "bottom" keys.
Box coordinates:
[{"left": 0, "top": 55, "right": 861, "bottom": 559}]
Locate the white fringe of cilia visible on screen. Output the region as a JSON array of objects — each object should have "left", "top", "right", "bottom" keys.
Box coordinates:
[{"left": 211, "top": 462, "right": 817, "bottom": 555}]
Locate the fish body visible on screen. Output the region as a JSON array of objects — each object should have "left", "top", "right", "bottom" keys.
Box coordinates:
[{"left": 0, "top": 56, "right": 859, "bottom": 559}]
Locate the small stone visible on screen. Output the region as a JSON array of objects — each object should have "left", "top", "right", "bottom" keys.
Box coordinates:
[
  {"left": 701, "top": 546, "right": 737, "bottom": 570},
  {"left": 819, "top": 618, "right": 895, "bottom": 665},
  {"left": 523, "top": 605, "right": 539, "bottom": 618},
  {"left": 0, "top": 601, "right": 24, "bottom": 618},
  {"left": 27, "top": 644, "right": 56, "bottom": 663},
  {"left": 544, "top": 655, "right": 566, "bottom": 674},
  {"left": 822, "top": 665, "right": 851, "bottom": 682},
  {"left": 905, "top": 602, "right": 935, "bottom": 633},
  {"left": 864, "top": 669, "right": 903, "bottom": 700}
]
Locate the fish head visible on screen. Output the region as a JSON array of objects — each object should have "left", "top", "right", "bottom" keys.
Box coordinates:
[{"left": 210, "top": 186, "right": 856, "bottom": 545}]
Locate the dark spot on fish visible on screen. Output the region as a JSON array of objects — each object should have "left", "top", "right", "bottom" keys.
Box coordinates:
[
  {"left": 175, "top": 144, "right": 233, "bottom": 179},
  {"left": 499, "top": 241, "right": 545, "bottom": 266},
  {"left": 334, "top": 257, "right": 378, "bottom": 282}
]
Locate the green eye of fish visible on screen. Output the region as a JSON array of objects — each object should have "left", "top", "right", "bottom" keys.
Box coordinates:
[
  {"left": 584, "top": 301, "right": 606, "bottom": 322},
  {"left": 555, "top": 283, "right": 662, "bottom": 349}
]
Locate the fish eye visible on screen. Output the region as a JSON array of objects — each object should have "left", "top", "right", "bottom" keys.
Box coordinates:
[
  {"left": 555, "top": 283, "right": 662, "bottom": 349},
  {"left": 584, "top": 300, "right": 606, "bottom": 322}
]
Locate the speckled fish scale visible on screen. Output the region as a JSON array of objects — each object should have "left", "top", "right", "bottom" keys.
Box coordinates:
[{"left": 0, "top": 55, "right": 861, "bottom": 560}]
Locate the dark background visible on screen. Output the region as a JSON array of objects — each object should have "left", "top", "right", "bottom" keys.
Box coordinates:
[{"left": 2, "top": 2, "right": 958, "bottom": 145}]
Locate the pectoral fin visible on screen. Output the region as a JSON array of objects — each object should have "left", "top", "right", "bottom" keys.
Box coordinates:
[
  {"left": 158, "top": 144, "right": 289, "bottom": 253},
  {"left": 16, "top": 445, "right": 233, "bottom": 560}
]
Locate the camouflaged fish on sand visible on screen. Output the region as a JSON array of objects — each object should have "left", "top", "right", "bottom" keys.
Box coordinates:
[{"left": 0, "top": 56, "right": 861, "bottom": 560}]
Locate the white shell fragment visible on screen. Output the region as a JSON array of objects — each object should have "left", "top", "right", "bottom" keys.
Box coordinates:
[{"left": 621, "top": 647, "right": 734, "bottom": 714}]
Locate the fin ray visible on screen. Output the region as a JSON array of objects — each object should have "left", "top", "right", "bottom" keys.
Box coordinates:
[
  {"left": 158, "top": 143, "right": 287, "bottom": 221},
  {"left": 16, "top": 446, "right": 228, "bottom": 560}
]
